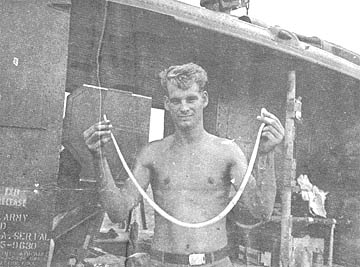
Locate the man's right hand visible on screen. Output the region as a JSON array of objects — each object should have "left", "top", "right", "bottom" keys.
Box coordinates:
[{"left": 83, "top": 119, "right": 113, "bottom": 157}]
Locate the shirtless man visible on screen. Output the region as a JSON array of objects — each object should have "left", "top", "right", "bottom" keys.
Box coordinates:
[{"left": 83, "top": 63, "right": 284, "bottom": 266}]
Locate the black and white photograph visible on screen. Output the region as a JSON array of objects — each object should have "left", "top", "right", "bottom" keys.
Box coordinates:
[{"left": 1, "top": 0, "right": 360, "bottom": 266}]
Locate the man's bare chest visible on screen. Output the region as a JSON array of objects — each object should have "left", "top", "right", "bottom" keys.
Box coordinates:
[{"left": 150, "top": 149, "right": 231, "bottom": 191}]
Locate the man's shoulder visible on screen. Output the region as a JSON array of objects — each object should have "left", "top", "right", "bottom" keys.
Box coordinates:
[
  {"left": 207, "top": 134, "right": 237, "bottom": 149},
  {"left": 148, "top": 135, "right": 173, "bottom": 150},
  {"left": 207, "top": 134, "right": 246, "bottom": 160},
  {"left": 140, "top": 135, "right": 173, "bottom": 159}
]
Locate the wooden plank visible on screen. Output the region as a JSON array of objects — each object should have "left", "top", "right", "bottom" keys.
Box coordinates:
[{"left": 280, "top": 71, "right": 297, "bottom": 267}]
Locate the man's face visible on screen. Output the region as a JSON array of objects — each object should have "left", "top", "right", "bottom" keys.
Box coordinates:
[{"left": 164, "top": 81, "right": 208, "bottom": 130}]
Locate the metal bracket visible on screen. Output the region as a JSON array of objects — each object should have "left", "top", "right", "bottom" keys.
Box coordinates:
[
  {"left": 287, "top": 96, "right": 302, "bottom": 121},
  {"left": 294, "top": 96, "right": 302, "bottom": 121}
]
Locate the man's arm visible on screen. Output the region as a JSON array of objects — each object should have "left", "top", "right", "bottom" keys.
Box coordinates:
[
  {"left": 230, "top": 108, "right": 284, "bottom": 221},
  {"left": 83, "top": 119, "right": 151, "bottom": 223},
  {"left": 93, "top": 154, "right": 151, "bottom": 223},
  {"left": 229, "top": 144, "right": 276, "bottom": 221}
]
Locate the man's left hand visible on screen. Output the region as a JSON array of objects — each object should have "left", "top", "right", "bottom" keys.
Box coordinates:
[{"left": 257, "top": 108, "right": 285, "bottom": 154}]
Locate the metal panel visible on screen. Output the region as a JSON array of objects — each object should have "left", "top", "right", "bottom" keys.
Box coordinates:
[
  {"left": 0, "top": 2, "right": 50, "bottom": 129},
  {"left": 0, "top": 1, "right": 68, "bottom": 184},
  {"left": 109, "top": 0, "right": 360, "bottom": 80},
  {"left": 62, "top": 84, "right": 152, "bottom": 182},
  {"left": 65, "top": 0, "right": 104, "bottom": 92},
  {"left": 0, "top": 1, "right": 69, "bottom": 266}
]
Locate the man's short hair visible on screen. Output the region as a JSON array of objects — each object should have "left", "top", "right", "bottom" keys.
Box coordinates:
[{"left": 159, "top": 63, "right": 208, "bottom": 94}]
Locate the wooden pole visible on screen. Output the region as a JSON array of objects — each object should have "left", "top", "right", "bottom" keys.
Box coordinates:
[
  {"left": 328, "top": 222, "right": 336, "bottom": 267},
  {"left": 140, "top": 198, "right": 148, "bottom": 229},
  {"left": 280, "top": 70, "right": 297, "bottom": 267}
]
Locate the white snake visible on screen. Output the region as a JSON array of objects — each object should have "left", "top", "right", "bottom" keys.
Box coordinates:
[{"left": 105, "top": 114, "right": 265, "bottom": 228}]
